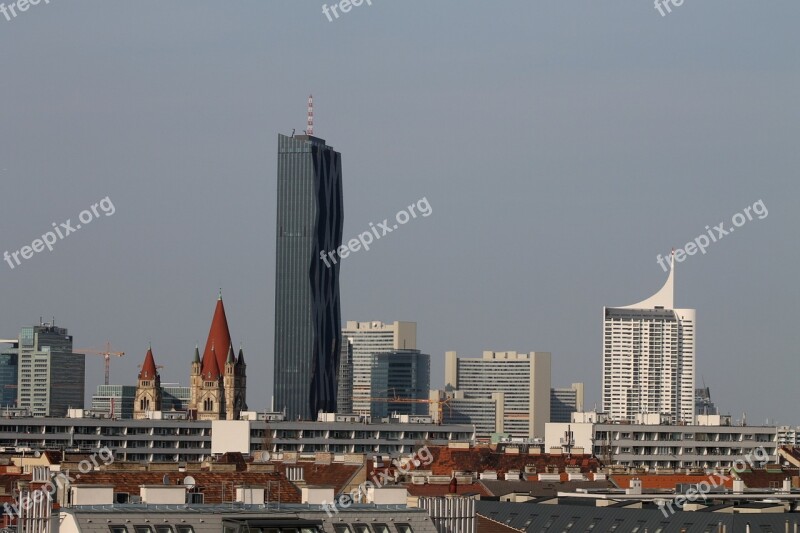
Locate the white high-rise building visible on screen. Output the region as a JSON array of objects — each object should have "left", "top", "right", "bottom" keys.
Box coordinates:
[
  {"left": 602, "top": 255, "right": 695, "bottom": 424},
  {"left": 342, "top": 321, "right": 416, "bottom": 414},
  {"left": 445, "top": 350, "right": 552, "bottom": 439}
]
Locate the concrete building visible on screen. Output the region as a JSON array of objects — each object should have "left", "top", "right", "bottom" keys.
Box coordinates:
[
  {"left": 546, "top": 412, "right": 778, "bottom": 469},
  {"left": 273, "top": 130, "right": 344, "bottom": 420},
  {"left": 0, "top": 339, "right": 18, "bottom": 407},
  {"left": 90, "top": 385, "right": 136, "bottom": 418},
  {"left": 16, "top": 322, "right": 85, "bottom": 417},
  {"left": 695, "top": 385, "right": 718, "bottom": 415},
  {"left": 445, "top": 350, "right": 551, "bottom": 439},
  {"left": 439, "top": 390, "right": 503, "bottom": 440},
  {"left": 0, "top": 414, "right": 475, "bottom": 462},
  {"left": 550, "top": 383, "right": 584, "bottom": 423},
  {"left": 603, "top": 254, "right": 696, "bottom": 424},
  {"left": 342, "top": 321, "right": 417, "bottom": 414},
  {"left": 370, "top": 350, "right": 430, "bottom": 418}
]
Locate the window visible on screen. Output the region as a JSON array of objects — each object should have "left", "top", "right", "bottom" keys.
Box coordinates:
[
  {"left": 155, "top": 527, "right": 172, "bottom": 533},
  {"left": 187, "top": 493, "right": 204, "bottom": 504},
  {"left": 353, "top": 526, "right": 370, "bottom": 533},
  {"left": 395, "top": 526, "right": 413, "bottom": 533},
  {"left": 109, "top": 527, "right": 128, "bottom": 533},
  {"left": 373, "top": 525, "right": 390, "bottom": 533},
  {"left": 333, "top": 527, "right": 352, "bottom": 533},
  {"left": 175, "top": 527, "right": 195, "bottom": 533},
  {"left": 134, "top": 527, "right": 152, "bottom": 533},
  {"left": 585, "top": 518, "right": 602, "bottom": 531},
  {"left": 114, "top": 493, "right": 129, "bottom": 504}
]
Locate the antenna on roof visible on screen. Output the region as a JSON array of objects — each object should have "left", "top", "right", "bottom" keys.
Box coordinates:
[{"left": 307, "top": 94, "right": 314, "bottom": 136}]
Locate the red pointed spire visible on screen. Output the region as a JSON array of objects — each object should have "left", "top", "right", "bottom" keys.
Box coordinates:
[
  {"left": 201, "top": 291, "right": 233, "bottom": 376},
  {"left": 202, "top": 344, "right": 221, "bottom": 380},
  {"left": 139, "top": 346, "right": 158, "bottom": 380}
]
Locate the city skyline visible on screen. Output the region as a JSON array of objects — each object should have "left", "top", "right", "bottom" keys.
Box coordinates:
[{"left": 0, "top": 1, "right": 796, "bottom": 425}]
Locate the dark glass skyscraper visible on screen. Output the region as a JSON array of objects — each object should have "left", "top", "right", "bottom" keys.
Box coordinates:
[{"left": 273, "top": 134, "right": 343, "bottom": 420}]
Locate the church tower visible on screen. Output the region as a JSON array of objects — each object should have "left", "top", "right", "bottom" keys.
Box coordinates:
[
  {"left": 134, "top": 346, "right": 162, "bottom": 419},
  {"left": 189, "top": 292, "right": 246, "bottom": 420}
]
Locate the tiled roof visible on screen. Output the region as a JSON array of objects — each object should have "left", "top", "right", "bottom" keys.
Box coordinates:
[
  {"left": 480, "top": 479, "right": 613, "bottom": 497},
  {"left": 475, "top": 515, "right": 524, "bottom": 532},
  {"left": 737, "top": 468, "right": 799, "bottom": 489},
  {"left": 405, "top": 482, "right": 491, "bottom": 497},
  {"left": 273, "top": 462, "right": 362, "bottom": 494},
  {"left": 610, "top": 474, "right": 734, "bottom": 490},
  {"left": 421, "top": 447, "right": 600, "bottom": 477},
  {"left": 139, "top": 347, "right": 158, "bottom": 380},
  {"left": 73, "top": 471, "right": 300, "bottom": 503}
]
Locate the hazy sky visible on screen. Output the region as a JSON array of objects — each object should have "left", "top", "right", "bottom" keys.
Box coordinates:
[{"left": 1, "top": 1, "right": 798, "bottom": 425}]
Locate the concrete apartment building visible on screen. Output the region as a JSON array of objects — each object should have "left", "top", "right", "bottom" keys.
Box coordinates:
[
  {"left": 445, "top": 350, "right": 551, "bottom": 439},
  {"left": 546, "top": 412, "right": 778, "bottom": 470},
  {"left": 341, "top": 321, "right": 417, "bottom": 414},
  {"left": 603, "top": 254, "right": 696, "bottom": 424}
]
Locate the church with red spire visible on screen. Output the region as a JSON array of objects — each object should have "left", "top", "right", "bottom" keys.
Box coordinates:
[{"left": 133, "top": 292, "right": 247, "bottom": 421}]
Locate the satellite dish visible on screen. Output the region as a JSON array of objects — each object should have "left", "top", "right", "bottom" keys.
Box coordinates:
[
  {"left": 34, "top": 451, "right": 41, "bottom": 458},
  {"left": 183, "top": 476, "right": 196, "bottom": 490}
]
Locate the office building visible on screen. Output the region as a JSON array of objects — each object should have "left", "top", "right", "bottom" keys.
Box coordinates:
[
  {"left": 370, "top": 350, "right": 430, "bottom": 418},
  {"left": 336, "top": 338, "right": 353, "bottom": 413},
  {"left": 343, "top": 321, "right": 416, "bottom": 414},
  {"left": 91, "top": 384, "right": 190, "bottom": 419},
  {"left": 0, "top": 339, "right": 18, "bottom": 407},
  {"left": 16, "top": 322, "right": 84, "bottom": 417},
  {"left": 602, "top": 254, "right": 695, "bottom": 423},
  {"left": 550, "top": 383, "right": 584, "bottom": 423},
  {"left": 90, "top": 385, "right": 136, "bottom": 419},
  {"left": 695, "top": 386, "right": 718, "bottom": 416},
  {"left": 445, "top": 350, "right": 552, "bottom": 439},
  {"left": 439, "top": 390, "right": 503, "bottom": 440},
  {"left": 273, "top": 132, "right": 344, "bottom": 420}
]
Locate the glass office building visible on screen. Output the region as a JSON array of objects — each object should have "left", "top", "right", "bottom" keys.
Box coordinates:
[
  {"left": 0, "top": 342, "right": 18, "bottom": 408},
  {"left": 370, "top": 350, "right": 430, "bottom": 419},
  {"left": 273, "top": 134, "right": 343, "bottom": 420}
]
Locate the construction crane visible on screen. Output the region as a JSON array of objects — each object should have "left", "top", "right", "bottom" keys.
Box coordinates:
[{"left": 75, "top": 341, "right": 125, "bottom": 386}]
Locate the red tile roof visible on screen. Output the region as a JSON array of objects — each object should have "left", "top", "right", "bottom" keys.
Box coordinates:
[
  {"left": 202, "top": 296, "right": 233, "bottom": 376},
  {"left": 611, "top": 474, "right": 734, "bottom": 490},
  {"left": 73, "top": 471, "right": 300, "bottom": 503},
  {"left": 139, "top": 347, "right": 158, "bottom": 380},
  {"left": 420, "top": 447, "right": 600, "bottom": 477}
]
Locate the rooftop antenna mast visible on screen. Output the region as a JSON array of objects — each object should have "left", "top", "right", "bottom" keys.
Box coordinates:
[{"left": 307, "top": 94, "right": 314, "bottom": 136}]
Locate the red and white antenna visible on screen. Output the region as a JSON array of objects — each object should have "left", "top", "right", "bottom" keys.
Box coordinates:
[{"left": 307, "top": 94, "right": 314, "bottom": 136}]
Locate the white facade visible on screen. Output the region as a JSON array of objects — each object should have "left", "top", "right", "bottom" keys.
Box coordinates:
[
  {"left": 603, "top": 256, "right": 695, "bottom": 424},
  {"left": 342, "top": 321, "right": 416, "bottom": 414},
  {"left": 445, "top": 350, "right": 551, "bottom": 439}
]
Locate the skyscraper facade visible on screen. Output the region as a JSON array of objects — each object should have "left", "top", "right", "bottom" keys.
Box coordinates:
[
  {"left": 273, "top": 134, "right": 344, "bottom": 420},
  {"left": 342, "top": 321, "right": 417, "bottom": 415},
  {"left": 336, "top": 338, "right": 354, "bottom": 414},
  {"left": 602, "top": 256, "right": 695, "bottom": 424},
  {"left": 16, "top": 322, "right": 85, "bottom": 417},
  {"left": 550, "top": 383, "right": 585, "bottom": 423},
  {"left": 370, "top": 349, "right": 430, "bottom": 419},
  {"left": 445, "top": 350, "right": 552, "bottom": 439},
  {"left": 0, "top": 340, "right": 18, "bottom": 408}
]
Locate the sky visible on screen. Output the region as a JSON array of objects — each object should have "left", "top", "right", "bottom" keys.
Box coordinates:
[{"left": 0, "top": 1, "right": 798, "bottom": 425}]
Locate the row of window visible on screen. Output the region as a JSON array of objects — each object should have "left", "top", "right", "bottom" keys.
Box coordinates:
[{"left": 110, "top": 525, "right": 194, "bottom": 533}]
